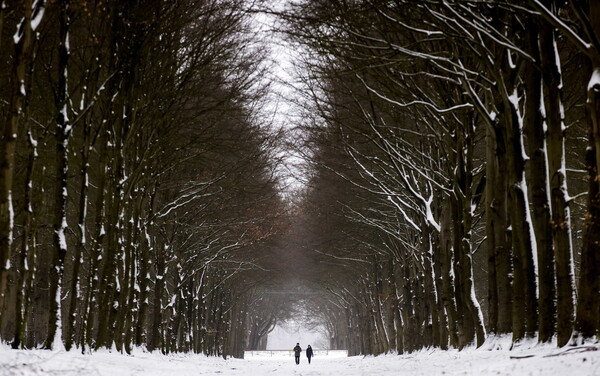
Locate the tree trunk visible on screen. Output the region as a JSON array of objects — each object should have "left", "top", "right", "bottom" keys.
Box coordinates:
[
  {"left": 45, "top": 0, "right": 71, "bottom": 349},
  {"left": 439, "top": 203, "right": 458, "bottom": 347},
  {"left": 392, "top": 260, "right": 404, "bottom": 354},
  {"left": 485, "top": 113, "right": 513, "bottom": 335},
  {"left": 148, "top": 244, "right": 166, "bottom": 352},
  {"left": 422, "top": 228, "right": 438, "bottom": 347},
  {"left": 65, "top": 112, "right": 92, "bottom": 351},
  {"left": 486, "top": 124, "right": 499, "bottom": 334},
  {"left": 0, "top": 0, "right": 35, "bottom": 326},
  {"left": 498, "top": 67, "right": 538, "bottom": 343},
  {"left": 574, "top": 53, "right": 600, "bottom": 341},
  {"left": 538, "top": 4, "right": 575, "bottom": 345},
  {"left": 452, "top": 114, "right": 485, "bottom": 348},
  {"left": 383, "top": 256, "right": 397, "bottom": 351},
  {"left": 431, "top": 219, "right": 449, "bottom": 349},
  {"left": 12, "top": 125, "right": 36, "bottom": 349},
  {"left": 523, "top": 22, "right": 555, "bottom": 342}
]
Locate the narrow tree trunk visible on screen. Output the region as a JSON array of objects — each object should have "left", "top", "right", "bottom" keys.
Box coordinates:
[
  {"left": 382, "top": 256, "right": 397, "bottom": 351},
  {"left": 65, "top": 114, "right": 92, "bottom": 351},
  {"left": 392, "top": 260, "right": 404, "bottom": 354},
  {"left": 486, "top": 124, "right": 499, "bottom": 335},
  {"left": 135, "top": 224, "right": 151, "bottom": 346},
  {"left": 149, "top": 244, "right": 166, "bottom": 352},
  {"left": 113, "top": 208, "right": 134, "bottom": 352},
  {"left": 431, "top": 221, "right": 449, "bottom": 349}
]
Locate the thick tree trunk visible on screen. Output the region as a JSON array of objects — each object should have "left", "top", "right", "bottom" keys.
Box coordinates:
[
  {"left": 45, "top": 0, "right": 71, "bottom": 349},
  {"left": 431, "top": 221, "right": 449, "bottom": 349},
  {"left": 523, "top": 23, "right": 555, "bottom": 343},
  {"left": 135, "top": 188, "right": 156, "bottom": 347},
  {"left": 95, "top": 127, "right": 125, "bottom": 349},
  {"left": 486, "top": 117, "right": 513, "bottom": 335},
  {"left": 422, "top": 228, "right": 439, "bottom": 347},
  {"left": 538, "top": 7, "right": 575, "bottom": 346},
  {"left": 113, "top": 208, "right": 134, "bottom": 352},
  {"left": 12, "top": 127, "right": 36, "bottom": 349},
  {"left": 80, "top": 131, "right": 108, "bottom": 350},
  {"left": 65, "top": 114, "right": 91, "bottom": 351},
  {"left": 439, "top": 203, "right": 458, "bottom": 347},
  {"left": 497, "top": 69, "right": 538, "bottom": 343},
  {"left": 0, "top": 0, "right": 34, "bottom": 326},
  {"left": 453, "top": 116, "right": 485, "bottom": 348},
  {"left": 574, "top": 58, "right": 600, "bottom": 341}
]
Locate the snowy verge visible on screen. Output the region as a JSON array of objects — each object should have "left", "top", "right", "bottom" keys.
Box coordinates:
[{"left": 0, "top": 339, "right": 599, "bottom": 376}]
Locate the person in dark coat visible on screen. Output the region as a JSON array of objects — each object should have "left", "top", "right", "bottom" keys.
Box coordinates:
[
  {"left": 293, "top": 343, "right": 302, "bottom": 364},
  {"left": 306, "top": 344, "right": 314, "bottom": 364}
]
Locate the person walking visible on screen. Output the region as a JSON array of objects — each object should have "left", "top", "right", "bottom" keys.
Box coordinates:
[
  {"left": 293, "top": 343, "right": 302, "bottom": 365},
  {"left": 306, "top": 345, "right": 314, "bottom": 364}
]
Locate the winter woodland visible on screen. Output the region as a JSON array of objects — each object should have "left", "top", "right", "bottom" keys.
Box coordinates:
[{"left": 0, "top": 0, "right": 599, "bottom": 365}]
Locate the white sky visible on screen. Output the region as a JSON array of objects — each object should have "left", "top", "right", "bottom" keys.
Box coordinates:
[
  {"left": 267, "top": 321, "right": 329, "bottom": 350},
  {"left": 251, "top": 0, "right": 308, "bottom": 194}
]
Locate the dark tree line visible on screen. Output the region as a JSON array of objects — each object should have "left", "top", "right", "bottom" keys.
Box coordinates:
[
  {"left": 280, "top": 0, "right": 600, "bottom": 355},
  {"left": 3, "top": 0, "right": 599, "bottom": 359},
  {"left": 0, "top": 0, "right": 287, "bottom": 357}
]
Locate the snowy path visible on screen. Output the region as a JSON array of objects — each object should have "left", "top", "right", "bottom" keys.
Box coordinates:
[{"left": 1, "top": 340, "right": 599, "bottom": 375}]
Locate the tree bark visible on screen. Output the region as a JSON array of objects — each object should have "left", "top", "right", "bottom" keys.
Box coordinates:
[
  {"left": 522, "top": 21, "right": 555, "bottom": 342},
  {"left": 12, "top": 124, "right": 36, "bottom": 349},
  {"left": 538, "top": 2, "right": 575, "bottom": 345},
  {"left": 439, "top": 203, "right": 458, "bottom": 347},
  {"left": 496, "top": 60, "right": 538, "bottom": 342},
  {"left": 574, "top": 59, "right": 600, "bottom": 341},
  {"left": 0, "top": 0, "right": 35, "bottom": 326},
  {"left": 45, "top": 0, "right": 71, "bottom": 349}
]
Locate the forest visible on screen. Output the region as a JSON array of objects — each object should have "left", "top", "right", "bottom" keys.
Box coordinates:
[{"left": 1, "top": 0, "right": 599, "bottom": 359}]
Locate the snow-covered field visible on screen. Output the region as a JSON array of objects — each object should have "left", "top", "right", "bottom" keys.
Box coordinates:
[{"left": 0, "top": 338, "right": 598, "bottom": 375}]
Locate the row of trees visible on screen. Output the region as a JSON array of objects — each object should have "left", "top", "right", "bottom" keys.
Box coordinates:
[
  {"left": 282, "top": 0, "right": 600, "bottom": 355},
  {"left": 0, "top": 0, "right": 286, "bottom": 357}
]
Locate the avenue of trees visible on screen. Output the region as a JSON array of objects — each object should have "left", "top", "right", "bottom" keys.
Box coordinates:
[
  {"left": 281, "top": 0, "right": 600, "bottom": 355},
  {"left": 0, "top": 0, "right": 287, "bottom": 357},
  {"left": 3, "top": 0, "right": 600, "bottom": 360}
]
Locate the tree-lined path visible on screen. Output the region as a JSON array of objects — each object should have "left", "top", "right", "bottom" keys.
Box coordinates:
[
  {"left": 1, "top": 0, "right": 600, "bottom": 362},
  {"left": 1, "top": 343, "right": 599, "bottom": 375}
]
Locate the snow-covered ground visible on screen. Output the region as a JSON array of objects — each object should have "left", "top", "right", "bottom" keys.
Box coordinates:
[{"left": 0, "top": 338, "right": 599, "bottom": 375}]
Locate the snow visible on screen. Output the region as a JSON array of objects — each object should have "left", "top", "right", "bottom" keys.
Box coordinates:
[
  {"left": 1, "top": 340, "right": 599, "bottom": 376},
  {"left": 13, "top": 19, "right": 24, "bottom": 44},
  {"left": 57, "top": 227, "right": 67, "bottom": 251},
  {"left": 31, "top": 0, "right": 45, "bottom": 31},
  {"left": 7, "top": 192, "right": 14, "bottom": 247},
  {"left": 425, "top": 193, "right": 440, "bottom": 232},
  {"left": 588, "top": 68, "right": 600, "bottom": 92}
]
